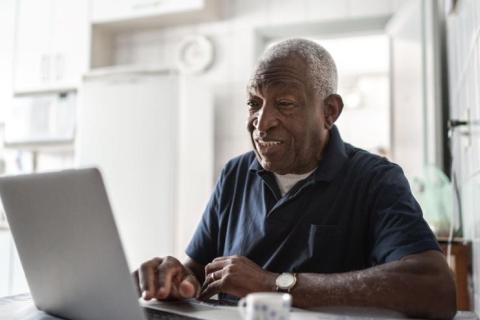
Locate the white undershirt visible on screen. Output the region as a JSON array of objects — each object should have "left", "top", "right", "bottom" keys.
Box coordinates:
[{"left": 273, "top": 168, "right": 317, "bottom": 196}]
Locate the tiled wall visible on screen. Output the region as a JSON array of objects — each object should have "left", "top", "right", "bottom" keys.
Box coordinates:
[
  {"left": 446, "top": 0, "right": 480, "bottom": 312},
  {"left": 112, "top": 0, "right": 403, "bottom": 176}
]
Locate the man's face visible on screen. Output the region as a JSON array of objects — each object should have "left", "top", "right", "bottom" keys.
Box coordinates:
[{"left": 247, "top": 57, "right": 329, "bottom": 175}]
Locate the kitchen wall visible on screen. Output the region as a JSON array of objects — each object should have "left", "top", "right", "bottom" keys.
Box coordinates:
[
  {"left": 111, "top": 0, "right": 404, "bottom": 176},
  {"left": 447, "top": 0, "right": 480, "bottom": 311}
]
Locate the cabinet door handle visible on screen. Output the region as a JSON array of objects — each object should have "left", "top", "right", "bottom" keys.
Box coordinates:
[
  {"left": 40, "top": 54, "right": 50, "bottom": 82},
  {"left": 55, "top": 53, "right": 65, "bottom": 81}
]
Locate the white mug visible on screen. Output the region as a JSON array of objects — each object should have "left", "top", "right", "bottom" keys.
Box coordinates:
[{"left": 237, "top": 292, "right": 292, "bottom": 320}]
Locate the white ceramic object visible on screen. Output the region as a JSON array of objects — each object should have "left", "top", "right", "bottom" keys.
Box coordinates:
[{"left": 238, "top": 292, "right": 291, "bottom": 320}]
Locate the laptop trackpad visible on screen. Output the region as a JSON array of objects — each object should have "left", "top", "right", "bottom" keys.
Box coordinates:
[{"left": 141, "top": 299, "right": 242, "bottom": 320}]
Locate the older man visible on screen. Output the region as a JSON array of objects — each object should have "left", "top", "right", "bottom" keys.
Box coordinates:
[{"left": 134, "top": 39, "right": 456, "bottom": 319}]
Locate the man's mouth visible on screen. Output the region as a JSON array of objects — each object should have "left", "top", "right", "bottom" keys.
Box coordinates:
[
  {"left": 255, "top": 139, "right": 284, "bottom": 154},
  {"left": 256, "top": 139, "right": 283, "bottom": 147}
]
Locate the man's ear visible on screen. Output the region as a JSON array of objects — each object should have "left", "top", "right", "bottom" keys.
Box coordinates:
[{"left": 323, "top": 94, "right": 344, "bottom": 129}]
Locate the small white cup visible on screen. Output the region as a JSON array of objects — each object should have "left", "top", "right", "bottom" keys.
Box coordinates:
[{"left": 237, "top": 292, "right": 292, "bottom": 320}]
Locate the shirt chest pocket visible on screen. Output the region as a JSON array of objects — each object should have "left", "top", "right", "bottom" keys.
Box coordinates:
[{"left": 307, "top": 224, "right": 346, "bottom": 272}]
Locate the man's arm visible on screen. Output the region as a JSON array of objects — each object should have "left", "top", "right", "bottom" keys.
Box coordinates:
[
  {"left": 291, "top": 250, "right": 456, "bottom": 319},
  {"left": 200, "top": 250, "right": 456, "bottom": 319}
]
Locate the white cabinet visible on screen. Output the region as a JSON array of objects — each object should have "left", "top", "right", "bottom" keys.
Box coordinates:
[
  {"left": 0, "top": 230, "right": 11, "bottom": 297},
  {"left": 14, "top": 0, "right": 88, "bottom": 94},
  {"left": 49, "top": 0, "right": 88, "bottom": 87},
  {"left": 13, "top": 0, "right": 51, "bottom": 93},
  {"left": 91, "top": 0, "right": 220, "bottom": 30},
  {"left": 0, "top": 230, "right": 29, "bottom": 297},
  {"left": 0, "top": 0, "right": 16, "bottom": 123},
  {"left": 92, "top": 0, "right": 202, "bottom": 22}
]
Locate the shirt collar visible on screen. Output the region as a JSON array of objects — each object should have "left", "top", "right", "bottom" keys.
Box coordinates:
[{"left": 248, "top": 125, "right": 348, "bottom": 183}]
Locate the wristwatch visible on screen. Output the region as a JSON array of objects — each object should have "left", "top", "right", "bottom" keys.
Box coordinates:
[{"left": 275, "top": 272, "right": 297, "bottom": 293}]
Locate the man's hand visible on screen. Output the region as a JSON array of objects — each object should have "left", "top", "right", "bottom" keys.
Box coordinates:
[
  {"left": 199, "top": 255, "right": 277, "bottom": 299},
  {"left": 132, "top": 256, "right": 201, "bottom": 301}
]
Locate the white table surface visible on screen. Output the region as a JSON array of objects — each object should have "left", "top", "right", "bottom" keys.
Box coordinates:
[{"left": 0, "top": 293, "right": 478, "bottom": 320}]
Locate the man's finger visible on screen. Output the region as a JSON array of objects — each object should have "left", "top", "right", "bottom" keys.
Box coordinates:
[
  {"left": 132, "top": 270, "right": 141, "bottom": 297},
  {"left": 199, "top": 279, "right": 223, "bottom": 300},
  {"left": 156, "top": 263, "right": 181, "bottom": 299},
  {"left": 203, "top": 269, "right": 224, "bottom": 288},
  {"left": 212, "top": 256, "right": 232, "bottom": 262},
  {"left": 178, "top": 274, "right": 199, "bottom": 298},
  {"left": 205, "top": 260, "right": 228, "bottom": 275},
  {"left": 139, "top": 261, "right": 159, "bottom": 300}
]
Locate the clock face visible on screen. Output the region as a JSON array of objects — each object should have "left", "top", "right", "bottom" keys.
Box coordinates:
[
  {"left": 276, "top": 273, "right": 295, "bottom": 287},
  {"left": 176, "top": 35, "right": 214, "bottom": 74}
]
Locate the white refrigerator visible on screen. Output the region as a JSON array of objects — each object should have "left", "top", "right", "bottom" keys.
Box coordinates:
[{"left": 76, "top": 67, "right": 213, "bottom": 268}]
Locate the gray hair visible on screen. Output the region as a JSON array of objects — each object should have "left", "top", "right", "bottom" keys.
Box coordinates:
[{"left": 257, "top": 38, "right": 338, "bottom": 98}]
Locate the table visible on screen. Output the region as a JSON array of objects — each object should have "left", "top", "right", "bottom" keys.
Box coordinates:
[
  {"left": 0, "top": 293, "right": 478, "bottom": 320},
  {"left": 2, "top": 293, "right": 479, "bottom": 320},
  {"left": 438, "top": 239, "right": 472, "bottom": 310}
]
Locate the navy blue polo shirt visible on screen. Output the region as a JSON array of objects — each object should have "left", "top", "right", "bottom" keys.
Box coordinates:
[{"left": 186, "top": 126, "right": 439, "bottom": 274}]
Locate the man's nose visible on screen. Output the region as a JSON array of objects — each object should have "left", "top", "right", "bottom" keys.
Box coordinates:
[{"left": 254, "top": 104, "right": 278, "bottom": 133}]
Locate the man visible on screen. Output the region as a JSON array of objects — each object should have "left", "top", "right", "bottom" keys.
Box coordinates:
[{"left": 134, "top": 38, "right": 456, "bottom": 319}]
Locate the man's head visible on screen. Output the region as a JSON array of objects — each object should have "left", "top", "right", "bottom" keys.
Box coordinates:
[{"left": 247, "top": 38, "right": 344, "bottom": 174}]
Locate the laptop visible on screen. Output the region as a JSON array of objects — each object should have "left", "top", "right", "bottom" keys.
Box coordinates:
[{"left": 0, "top": 168, "right": 239, "bottom": 320}]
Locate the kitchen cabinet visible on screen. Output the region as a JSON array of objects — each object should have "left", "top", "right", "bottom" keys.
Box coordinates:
[
  {"left": 0, "top": 229, "right": 29, "bottom": 297},
  {"left": 13, "top": 0, "right": 51, "bottom": 93},
  {"left": 90, "top": 0, "right": 220, "bottom": 30},
  {"left": 0, "top": 230, "right": 11, "bottom": 297},
  {"left": 13, "top": 0, "right": 88, "bottom": 94},
  {"left": 0, "top": 0, "right": 16, "bottom": 123},
  {"left": 92, "top": 0, "right": 201, "bottom": 22},
  {"left": 49, "top": 0, "right": 88, "bottom": 88}
]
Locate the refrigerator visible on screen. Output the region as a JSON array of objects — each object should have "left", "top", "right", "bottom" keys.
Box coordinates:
[{"left": 76, "top": 66, "right": 213, "bottom": 268}]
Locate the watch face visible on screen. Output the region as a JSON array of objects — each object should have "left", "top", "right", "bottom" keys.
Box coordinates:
[{"left": 276, "top": 273, "right": 295, "bottom": 288}]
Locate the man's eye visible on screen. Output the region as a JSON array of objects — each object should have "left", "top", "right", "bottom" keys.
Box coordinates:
[
  {"left": 277, "top": 101, "right": 295, "bottom": 108},
  {"left": 247, "top": 101, "right": 261, "bottom": 110}
]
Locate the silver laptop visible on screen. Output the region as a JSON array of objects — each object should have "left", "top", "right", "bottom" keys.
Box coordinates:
[{"left": 0, "top": 168, "right": 232, "bottom": 320}]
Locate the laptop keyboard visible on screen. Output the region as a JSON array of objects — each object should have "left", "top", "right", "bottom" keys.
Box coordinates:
[
  {"left": 200, "top": 298, "right": 237, "bottom": 307},
  {"left": 143, "top": 307, "right": 205, "bottom": 320}
]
